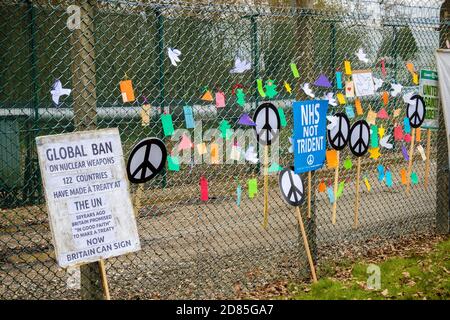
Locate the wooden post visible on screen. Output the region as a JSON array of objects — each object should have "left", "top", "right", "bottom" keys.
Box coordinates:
[
  {"left": 263, "top": 145, "right": 269, "bottom": 228},
  {"left": 70, "top": 0, "right": 106, "bottom": 300},
  {"left": 332, "top": 151, "right": 340, "bottom": 224},
  {"left": 71, "top": 0, "right": 97, "bottom": 130},
  {"left": 307, "top": 171, "right": 312, "bottom": 218},
  {"left": 353, "top": 157, "right": 361, "bottom": 228},
  {"left": 406, "top": 128, "right": 416, "bottom": 194},
  {"left": 295, "top": 207, "right": 317, "bottom": 283},
  {"left": 98, "top": 260, "right": 111, "bottom": 300},
  {"left": 134, "top": 184, "right": 144, "bottom": 214},
  {"left": 424, "top": 129, "right": 431, "bottom": 188}
]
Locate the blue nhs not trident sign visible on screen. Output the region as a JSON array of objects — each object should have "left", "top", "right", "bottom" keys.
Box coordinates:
[{"left": 292, "top": 100, "right": 328, "bottom": 174}]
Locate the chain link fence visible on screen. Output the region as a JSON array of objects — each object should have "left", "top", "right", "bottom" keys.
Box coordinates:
[{"left": 0, "top": 0, "right": 448, "bottom": 299}]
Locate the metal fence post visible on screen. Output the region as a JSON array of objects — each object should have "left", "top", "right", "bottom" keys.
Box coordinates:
[
  {"left": 70, "top": 0, "right": 103, "bottom": 300},
  {"left": 250, "top": 14, "right": 260, "bottom": 174},
  {"left": 391, "top": 25, "right": 399, "bottom": 81},
  {"left": 155, "top": 7, "right": 167, "bottom": 188},
  {"left": 294, "top": 0, "right": 317, "bottom": 274},
  {"left": 437, "top": 0, "right": 449, "bottom": 234},
  {"left": 330, "top": 21, "right": 337, "bottom": 73},
  {"left": 23, "top": 0, "right": 40, "bottom": 205}
]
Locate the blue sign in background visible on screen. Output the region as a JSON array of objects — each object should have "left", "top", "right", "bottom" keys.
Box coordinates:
[{"left": 293, "top": 100, "right": 328, "bottom": 174}]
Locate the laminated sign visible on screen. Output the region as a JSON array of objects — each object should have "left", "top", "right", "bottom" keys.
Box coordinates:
[
  {"left": 292, "top": 100, "right": 328, "bottom": 173},
  {"left": 36, "top": 128, "right": 141, "bottom": 268},
  {"left": 419, "top": 69, "right": 439, "bottom": 129}
]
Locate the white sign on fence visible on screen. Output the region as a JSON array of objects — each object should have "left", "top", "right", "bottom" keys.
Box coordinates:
[
  {"left": 36, "top": 128, "right": 140, "bottom": 268},
  {"left": 436, "top": 49, "right": 450, "bottom": 166}
]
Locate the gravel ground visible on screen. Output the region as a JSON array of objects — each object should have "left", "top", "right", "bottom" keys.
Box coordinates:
[{"left": 0, "top": 159, "right": 442, "bottom": 299}]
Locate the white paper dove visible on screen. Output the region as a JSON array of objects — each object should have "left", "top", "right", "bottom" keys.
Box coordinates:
[
  {"left": 356, "top": 48, "right": 369, "bottom": 63},
  {"left": 167, "top": 48, "right": 181, "bottom": 66},
  {"left": 373, "top": 77, "right": 384, "bottom": 91},
  {"left": 417, "top": 145, "right": 426, "bottom": 161},
  {"left": 326, "top": 115, "right": 338, "bottom": 130},
  {"left": 245, "top": 145, "right": 259, "bottom": 164},
  {"left": 302, "top": 83, "right": 315, "bottom": 98},
  {"left": 230, "top": 57, "right": 251, "bottom": 74},
  {"left": 380, "top": 134, "right": 393, "bottom": 149},
  {"left": 323, "top": 92, "right": 337, "bottom": 107},
  {"left": 50, "top": 80, "right": 71, "bottom": 105},
  {"left": 390, "top": 83, "right": 403, "bottom": 97},
  {"left": 288, "top": 137, "right": 293, "bottom": 153},
  {"left": 402, "top": 91, "right": 416, "bottom": 104}
]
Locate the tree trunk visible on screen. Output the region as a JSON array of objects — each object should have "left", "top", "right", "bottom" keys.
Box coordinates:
[
  {"left": 70, "top": 0, "right": 103, "bottom": 300},
  {"left": 71, "top": 0, "right": 97, "bottom": 131}
]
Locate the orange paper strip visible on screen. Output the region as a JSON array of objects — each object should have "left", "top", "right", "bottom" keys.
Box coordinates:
[
  {"left": 120, "top": 80, "right": 135, "bottom": 103},
  {"left": 416, "top": 128, "right": 421, "bottom": 142},
  {"left": 406, "top": 62, "right": 415, "bottom": 74},
  {"left": 210, "top": 143, "right": 219, "bottom": 164},
  {"left": 318, "top": 181, "right": 326, "bottom": 193},
  {"left": 355, "top": 98, "right": 363, "bottom": 115},
  {"left": 382, "top": 91, "right": 389, "bottom": 106},
  {"left": 401, "top": 168, "right": 407, "bottom": 185},
  {"left": 202, "top": 90, "right": 214, "bottom": 102},
  {"left": 326, "top": 149, "right": 338, "bottom": 169}
]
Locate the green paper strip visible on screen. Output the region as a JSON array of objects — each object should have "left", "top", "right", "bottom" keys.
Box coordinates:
[
  {"left": 219, "top": 120, "right": 232, "bottom": 140},
  {"left": 278, "top": 108, "right": 287, "bottom": 127},
  {"left": 256, "top": 79, "right": 266, "bottom": 98},
  {"left": 290, "top": 63, "right": 300, "bottom": 78},
  {"left": 236, "top": 88, "right": 246, "bottom": 107},
  {"left": 370, "top": 125, "right": 378, "bottom": 148},
  {"left": 161, "top": 113, "right": 174, "bottom": 137},
  {"left": 343, "top": 157, "right": 353, "bottom": 170},
  {"left": 411, "top": 172, "right": 419, "bottom": 184},
  {"left": 336, "top": 181, "right": 345, "bottom": 198},
  {"left": 167, "top": 156, "right": 180, "bottom": 171},
  {"left": 268, "top": 162, "right": 283, "bottom": 173},
  {"left": 248, "top": 178, "right": 258, "bottom": 198}
]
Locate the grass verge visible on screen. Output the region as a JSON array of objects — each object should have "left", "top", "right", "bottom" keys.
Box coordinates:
[{"left": 287, "top": 237, "right": 449, "bottom": 300}]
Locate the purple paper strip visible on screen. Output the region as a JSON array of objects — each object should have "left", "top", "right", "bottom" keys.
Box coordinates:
[
  {"left": 314, "top": 74, "right": 332, "bottom": 88},
  {"left": 402, "top": 145, "right": 409, "bottom": 161},
  {"left": 238, "top": 113, "right": 256, "bottom": 126}
]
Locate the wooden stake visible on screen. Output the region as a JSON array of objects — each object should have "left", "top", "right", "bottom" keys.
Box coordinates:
[
  {"left": 424, "top": 129, "right": 431, "bottom": 189},
  {"left": 134, "top": 184, "right": 144, "bottom": 216},
  {"left": 353, "top": 157, "right": 361, "bottom": 228},
  {"left": 295, "top": 207, "right": 317, "bottom": 283},
  {"left": 406, "top": 128, "right": 416, "bottom": 195},
  {"left": 307, "top": 171, "right": 312, "bottom": 219},
  {"left": 263, "top": 145, "right": 269, "bottom": 229},
  {"left": 98, "top": 259, "right": 111, "bottom": 300},
  {"left": 332, "top": 151, "right": 340, "bottom": 224}
]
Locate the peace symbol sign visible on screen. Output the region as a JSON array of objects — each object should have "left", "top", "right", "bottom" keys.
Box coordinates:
[
  {"left": 127, "top": 138, "right": 167, "bottom": 184},
  {"left": 327, "top": 113, "right": 350, "bottom": 150},
  {"left": 279, "top": 166, "right": 305, "bottom": 206},
  {"left": 349, "top": 120, "right": 370, "bottom": 157},
  {"left": 253, "top": 103, "right": 281, "bottom": 146},
  {"left": 406, "top": 94, "right": 426, "bottom": 128}
]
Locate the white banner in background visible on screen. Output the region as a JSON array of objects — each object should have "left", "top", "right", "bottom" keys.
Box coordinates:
[{"left": 435, "top": 49, "right": 450, "bottom": 165}]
